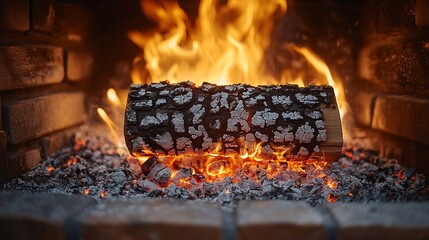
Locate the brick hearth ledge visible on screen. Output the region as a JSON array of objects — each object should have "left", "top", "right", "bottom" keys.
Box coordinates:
[{"left": 0, "top": 191, "right": 428, "bottom": 240}]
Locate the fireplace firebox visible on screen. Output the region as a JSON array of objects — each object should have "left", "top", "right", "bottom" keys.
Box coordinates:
[{"left": 1, "top": 0, "right": 429, "bottom": 239}]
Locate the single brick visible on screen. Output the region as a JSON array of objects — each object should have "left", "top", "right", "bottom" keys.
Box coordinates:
[
  {"left": 416, "top": 0, "right": 429, "bottom": 26},
  {"left": 360, "top": 0, "right": 379, "bottom": 37},
  {"left": 0, "top": 131, "right": 7, "bottom": 151},
  {"left": 237, "top": 201, "right": 326, "bottom": 240},
  {"left": 0, "top": 191, "right": 95, "bottom": 240},
  {"left": 0, "top": 46, "right": 64, "bottom": 91},
  {"left": 31, "top": 0, "right": 56, "bottom": 33},
  {"left": 66, "top": 51, "right": 93, "bottom": 81},
  {"left": 378, "top": 0, "right": 416, "bottom": 32},
  {"left": 0, "top": 152, "right": 7, "bottom": 183},
  {"left": 5, "top": 145, "right": 44, "bottom": 182},
  {"left": 371, "top": 95, "right": 429, "bottom": 145},
  {"left": 3, "top": 92, "right": 86, "bottom": 144},
  {"left": 0, "top": 0, "right": 30, "bottom": 32},
  {"left": 40, "top": 127, "right": 77, "bottom": 157},
  {"left": 55, "top": 3, "right": 91, "bottom": 42},
  {"left": 328, "top": 203, "right": 429, "bottom": 240},
  {"left": 31, "top": 0, "right": 91, "bottom": 42},
  {"left": 83, "top": 199, "right": 222, "bottom": 240},
  {"left": 23, "top": 148, "right": 42, "bottom": 170},
  {"left": 359, "top": 39, "right": 429, "bottom": 93},
  {"left": 0, "top": 96, "right": 3, "bottom": 129},
  {"left": 349, "top": 91, "right": 376, "bottom": 127}
]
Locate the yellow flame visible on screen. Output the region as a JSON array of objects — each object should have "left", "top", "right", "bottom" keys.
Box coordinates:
[
  {"left": 107, "top": 88, "right": 122, "bottom": 107},
  {"left": 97, "top": 108, "right": 124, "bottom": 150},
  {"left": 127, "top": 0, "right": 350, "bottom": 138},
  {"left": 99, "top": 88, "right": 129, "bottom": 154},
  {"left": 128, "top": 0, "right": 348, "bottom": 130},
  {"left": 129, "top": 0, "right": 287, "bottom": 86},
  {"left": 290, "top": 45, "right": 348, "bottom": 123}
]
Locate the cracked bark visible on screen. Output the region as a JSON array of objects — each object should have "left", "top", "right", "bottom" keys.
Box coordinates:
[{"left": 124, "top": 81, "right": 342, "bottom": 161}]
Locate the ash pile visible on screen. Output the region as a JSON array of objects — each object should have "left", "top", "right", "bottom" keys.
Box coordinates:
[{"left": 3, "top": 131, "right": 429, "bottom": 206}]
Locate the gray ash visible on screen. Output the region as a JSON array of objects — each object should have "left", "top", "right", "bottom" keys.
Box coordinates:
[{"left": 3, "top": 131, "right": 429, "bottom": 206}]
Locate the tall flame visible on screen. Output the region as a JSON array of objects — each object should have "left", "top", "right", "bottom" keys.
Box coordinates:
[
  {"left": 128, "top": 0, "right": 350, "bottom": 136},
  {"left": 291, "top": 46, "right": 347, "bottom": 113},
  {"left": 290, "top": 45, "right": 349, "bottom": 136},
  {"left": 97, "top": 108, "right": 121, "bottom": 144},
  {"left": 128, "top": 0, "right": 286, "bottom": 85},
  {"left": 97, "top": 88, "right": 129, "bottom": 154}
]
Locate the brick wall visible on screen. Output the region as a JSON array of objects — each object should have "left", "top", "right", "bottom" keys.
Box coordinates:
[
  {"left": 351, "top": 0, "right": 429, "bottom": 174},
  {"left": 0, "top": 0, "right": 94, "bottom": 183}
]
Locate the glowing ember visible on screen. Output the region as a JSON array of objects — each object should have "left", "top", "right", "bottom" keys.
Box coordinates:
[
  {"left": 46, "top": 166, "right": 55, "bottom": 173},
  {"left": 327, "top": 179, "right": 339, "bottom": 189},
  {"left": 74, "top": 138, "right": 87, "bottom": 151},
  {"left": 137, "top": 142, "right": 329, "bottom": 183},
  {"left": 63, "top": 156, "right": 78, "bottom": 167},
  {"left": 5, "top": 131, "right": 429, "bottom": 205},
  {"left": 327, "top": 194, "right": 338, "bottom": 203}
]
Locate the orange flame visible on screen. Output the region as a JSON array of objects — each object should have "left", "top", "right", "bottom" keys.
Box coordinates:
[
  {"left": 129, "top": 0, "right": 287, "bottom": 86},
  {"left": 128, "top": 0, "right": 350, "bottom": 136},
  {"left": 97, "top": 108, "right": 120, "bottom": 142},
  {"left": 290, "top": 45, "right": 351, "bottom": 139},
  {"left": 98, "top": 88, "right": 129, "bottom": 154}
]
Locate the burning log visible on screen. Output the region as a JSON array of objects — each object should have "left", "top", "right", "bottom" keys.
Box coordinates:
[{"left": 124, "top": 81, "right": 342, "bottom": 161}]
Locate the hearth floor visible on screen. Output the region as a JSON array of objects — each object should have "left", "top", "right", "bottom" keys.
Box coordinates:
[{"left": 2, "top": 129, "right": 429, "bottom": 206}]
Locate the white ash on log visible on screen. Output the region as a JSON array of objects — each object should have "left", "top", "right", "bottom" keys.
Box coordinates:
[{"left": 124, "top": 81, "right": 343, "bottom": 161}]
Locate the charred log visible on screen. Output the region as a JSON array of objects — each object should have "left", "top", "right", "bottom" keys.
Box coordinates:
[
  {"left": 125, "top": 81, "right": 342, "bottom": 161},
  {"left": 140, "top": 157, "right": 171, "bottom": 187}
]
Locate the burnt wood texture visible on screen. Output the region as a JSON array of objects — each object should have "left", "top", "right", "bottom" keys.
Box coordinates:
[{"left": 124, "top": 81, "right": 342, "bottom": 161}]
